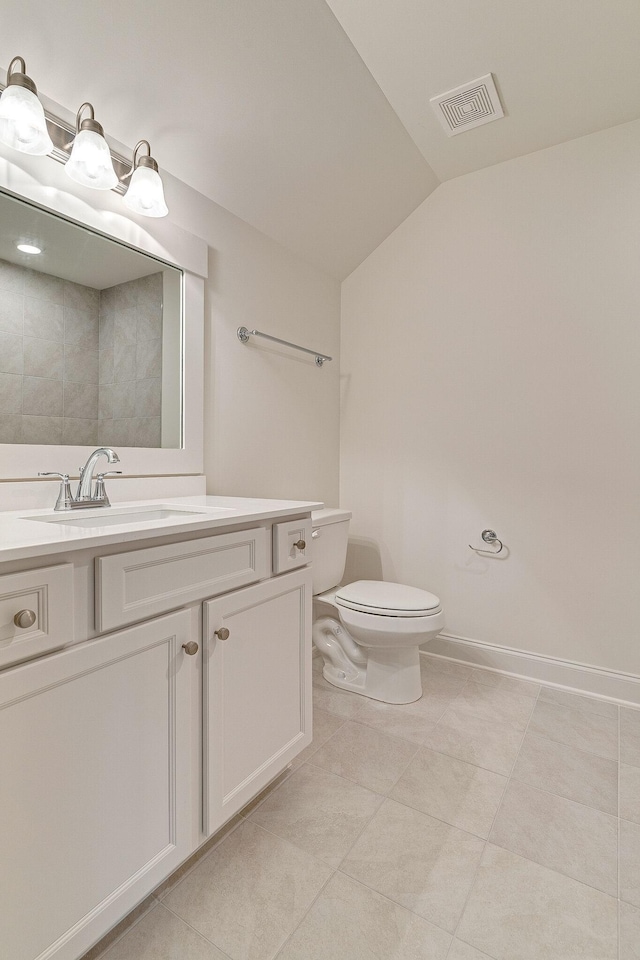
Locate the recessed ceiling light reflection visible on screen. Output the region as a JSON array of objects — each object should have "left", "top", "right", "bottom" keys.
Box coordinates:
[{"left": 16, "top": 243, "right": 42, "bottom": 254}]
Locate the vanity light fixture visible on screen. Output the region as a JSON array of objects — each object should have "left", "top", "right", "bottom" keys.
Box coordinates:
[
  {"left": 65, "top": 102, "right": 118, "bottom": 190},
  {"left": 122, "top": 140, "right": 168, "bottom": 218},
  {"left": 1, "top": 55, "right": 169, "bottom": 216},
  {"left": 0, "top": 56, "right": 53, "bottom": 155}
]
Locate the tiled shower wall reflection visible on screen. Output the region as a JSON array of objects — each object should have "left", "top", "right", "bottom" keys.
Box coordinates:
[
  {"left": 0, "top": 259, "right": 162, "bottom": 447},
  {"left": 98, "top": 273, "right": 163, "bottom": 448}
]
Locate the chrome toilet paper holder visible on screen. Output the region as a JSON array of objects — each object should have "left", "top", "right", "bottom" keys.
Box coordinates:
[{"left": 469, "top": 529, "right": 504, "bottom": 555}]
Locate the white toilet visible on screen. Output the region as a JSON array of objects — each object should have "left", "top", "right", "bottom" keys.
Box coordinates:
[{"left": 311, "top": 508, "right": 445, "bottom": 704}]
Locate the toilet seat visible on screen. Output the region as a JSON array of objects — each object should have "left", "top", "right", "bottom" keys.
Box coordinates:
[{"left": 335, "top": 580, "right": 441, "bottom": 618}]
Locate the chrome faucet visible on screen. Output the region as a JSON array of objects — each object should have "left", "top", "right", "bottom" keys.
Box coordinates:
[
  {"left": 39, "top": 448, "right": 121, "bottom": 510},
  {"left": 77, "top": 447, "right": 120, "bottom": 501}
]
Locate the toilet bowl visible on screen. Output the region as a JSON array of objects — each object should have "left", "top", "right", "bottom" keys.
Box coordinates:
[{"left": 311, "top": 509, "right": 445, "bottom": 704}]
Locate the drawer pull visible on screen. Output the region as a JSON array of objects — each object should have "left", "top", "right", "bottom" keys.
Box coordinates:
[
  {"left": 214, "top": 627, "right": 230, "bottom": 641},
  {"left": 182, "top": 641, "right": 199, "bottom": 656},
  {"left": 293, "top": 539, "right": 306, "bottom": 551},
  {"left": 14, "top": 609, "right": 37, "bottom": 629}
]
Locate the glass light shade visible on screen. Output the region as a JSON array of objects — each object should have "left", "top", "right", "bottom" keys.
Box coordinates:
[
  {"left": 65, "top": 128, "right": 118, "bottom": 190},
  {"left": 0, "top": 84, "right": 53, "bottom": 155},
  {"left": 123, "top": 164, "right": 168, "bottom": 217}
]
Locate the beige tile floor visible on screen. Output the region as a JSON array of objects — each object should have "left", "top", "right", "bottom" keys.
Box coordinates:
[{"left": 86, "top": 654, "right": 640, "bottom": 960}]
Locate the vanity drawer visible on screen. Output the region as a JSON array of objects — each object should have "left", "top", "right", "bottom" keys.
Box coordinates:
[
  {"left": 96, "top": 527, "right": 269, "bottom": 632},
  {"left": 272, "top": 518, "right": 312, "bottom": 574},
  {"left": 0, "top": 564, "right": 74, "bottom": 669}
]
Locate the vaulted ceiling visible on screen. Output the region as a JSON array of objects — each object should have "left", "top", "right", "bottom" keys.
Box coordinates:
[{"left": 2, "top": 1, "right": 640, "bottom": 278}]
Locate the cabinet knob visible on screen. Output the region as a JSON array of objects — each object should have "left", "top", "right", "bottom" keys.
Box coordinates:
[
  {"left": 293, "top": 539, "right": 306, "bottom": 551},
  {"left": 14, "top": 609, "right": 37, "bottom": 629},
  {"left": 182, "top": 641, "right": 199, "bottom": 656},
  {"left": 214, "top": 627, "right": 230, "bottom": 641}
]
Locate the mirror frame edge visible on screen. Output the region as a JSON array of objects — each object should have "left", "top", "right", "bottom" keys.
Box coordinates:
[{"left": 0, "top": 152, "right": 207, "bottom": 480}]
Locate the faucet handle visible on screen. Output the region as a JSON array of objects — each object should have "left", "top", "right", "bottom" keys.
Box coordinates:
[
  {"left": 94, "top": 471, "right": 122, "bottom": 505},
  {"left": 38, "top": 473, "right": 74, "bottom": 511}
]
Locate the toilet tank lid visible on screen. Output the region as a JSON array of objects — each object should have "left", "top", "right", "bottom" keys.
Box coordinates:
[{"left": 312, "top": 507, "right": 352, "bottom": 527}]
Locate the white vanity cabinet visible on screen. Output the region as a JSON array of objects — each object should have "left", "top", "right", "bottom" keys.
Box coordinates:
[
  {"left": 0, "top": 503, "right": 315, "bottom": 960},
  {"left": 0, "top": 608, "right": 195, "bottom": 960},
  {"left": 203, "top": 568, "right": 312, "bottom": 834}
]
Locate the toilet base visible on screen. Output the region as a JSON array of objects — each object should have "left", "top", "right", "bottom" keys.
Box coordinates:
[{"left": 322, "top": 644, "right": 422, "bottom": 704}]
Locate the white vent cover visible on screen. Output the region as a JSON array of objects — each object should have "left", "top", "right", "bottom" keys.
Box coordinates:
[{"left": 430, "top": 73, "right": 504, "bottom": 137}]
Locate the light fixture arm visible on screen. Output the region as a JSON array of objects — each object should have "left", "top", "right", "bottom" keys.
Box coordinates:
[
  {"left": 74, "top": 101, "right": 106, "bottom": 138},
  {"left": 76, "top": 101, "right": 94, "bottom": 130},
  {"left": 123, "top": 139, "right": 159, "bottom": 179},
  {"left": 8, "top": 55, "right": 26, "bottom": 74},
  {"left": 5, "top": 56, "right": 37, "bottom": 95}
]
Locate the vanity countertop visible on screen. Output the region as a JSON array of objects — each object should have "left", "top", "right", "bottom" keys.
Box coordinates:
[{"left": 0, "top": 495, "right": 323, "bottom": 563}]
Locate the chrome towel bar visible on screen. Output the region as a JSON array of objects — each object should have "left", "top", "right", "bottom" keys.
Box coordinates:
[{"left": 237, "top": 326, "right": 332, "bottom": 366}]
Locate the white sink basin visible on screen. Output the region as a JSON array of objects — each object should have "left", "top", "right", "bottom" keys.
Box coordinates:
[{"left": 23, "top": 506, "right": 233, "bottom": 528}]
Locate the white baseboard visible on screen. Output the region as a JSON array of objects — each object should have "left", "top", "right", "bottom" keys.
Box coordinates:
[{"left": 423, "top": 632, "right": 640, "bottom": 708}]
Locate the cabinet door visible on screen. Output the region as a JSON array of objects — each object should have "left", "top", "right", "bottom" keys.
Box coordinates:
[
  {"left": 203, "top": 569, "right": 312, "bottom": 835},
  {"left": 0, "top": 609, "right": 195, "bottom": 960}
]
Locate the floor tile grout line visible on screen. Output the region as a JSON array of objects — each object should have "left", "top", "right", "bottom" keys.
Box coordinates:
[
  {"left": 289, "top": 754, "right": 388, "bottom": 800},
  {"left": 485, "top": 840, "right": 619, "bottom": 901},
  {"left": 155, "top": 817, "right": 247, "bottom": 901},
  {"left": 275, "top": 869, "right": 456, "bottom": 960},
  {"left": 157, "top": 898, "right": 237, "bottom": 960},
  {"left": 507, "top": 769, "right": 619, "bottom": 818},
  {"left": 484, "top": 688, "right": 621, "bottom": 904},
  {"left": 474, "top": 693, "right": 622, "bottom": 904},
  {"left": 304, "top": 743, "right": 421, "bottom": 797},
  {"left": 323, "top": 738, "right": 436, "bottom": 873},
  {"left": 446, "top": 681, "right": 542, "bottom": 953},
  {"left": 331, "top": 802, "right": 497, "bottom": 947},
  {"left": 516, "top": 724, "right": 619, "bottom": 763},
  {"left": 514, "top": 727, "right": 620, "bottom": 764},
  {"left": 270, "top": 866, "right": 337, "bottom": 959},
  {"left": 244, "top": 781, "right": 385, "bottom": 869},
  {"left": 417, "top": 721, "right": 524, "bottom": 778},
  {"left": 437, "top": 679, "right": 539, "bottom": 733},
  {"left": 81, "top": 896, "right": 159, "bottom": 960},
  {"left": 297, "top": 743, "right": 515, "bottom": 847},
  {"left": 237, "top": 767, "right": 299, "bottom": 820},
  {"left": 162, "top": 816, "right": 340, "bottom": 960}
]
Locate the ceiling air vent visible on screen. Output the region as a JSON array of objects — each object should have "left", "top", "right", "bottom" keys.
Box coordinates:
[{"left": 430, "top": 73, "right": 504, "bottom": 137}]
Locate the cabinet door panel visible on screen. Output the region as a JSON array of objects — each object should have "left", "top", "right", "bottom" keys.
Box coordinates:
[
  {"left": 0, "top": 609, "right": 194, "bottom": 960},
  {"left": 203, "top": 569, "right": 312, "bottom": 835}
]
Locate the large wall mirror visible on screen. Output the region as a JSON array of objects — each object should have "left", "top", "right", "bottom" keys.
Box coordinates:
[{"left": 0, "top": 189, "right": 183, "bottom": 449}]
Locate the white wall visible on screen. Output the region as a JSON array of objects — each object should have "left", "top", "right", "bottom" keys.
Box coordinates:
[
  {"left": 165, "top": 177, "right": 340, "bottom": 504},
  {"left": 340, "top": 119, "right": 640, "bottom": 677}
]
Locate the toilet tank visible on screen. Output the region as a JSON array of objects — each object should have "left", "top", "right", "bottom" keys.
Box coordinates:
[{"left": 311, "top": 508, "right": 352, "bottom": 595}]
